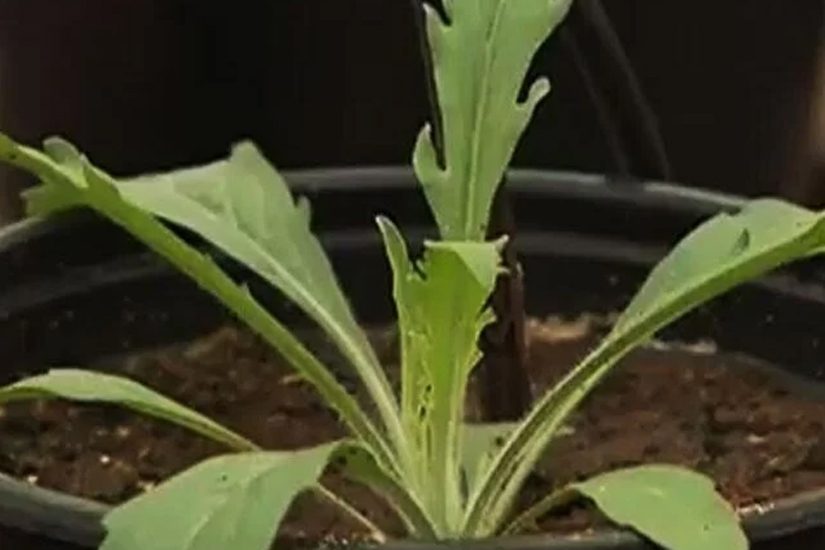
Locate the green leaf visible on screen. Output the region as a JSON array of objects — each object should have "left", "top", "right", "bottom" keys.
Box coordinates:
[
  {"left": 338, "top": 444, "right": 436, "bottom": 538},
  {"left": 0, "top": 134, "right": 395, "bottom": 474},
  {"left": 613, "top": 199, "right": 818, "bottom": 334},
  {"left": 573, "top": 466, "right": 747, "bottom": 550},
  {"left": 461, "top": 423, "right": 517, "bottom": 496},
  {"left": 101, "top": 444, "right": 339, "bottom": 550},
  {"left": 414, "top": 0, "right": 573, "bottom": 240},
  {"left": 465, "top": 199, "right": 825, "bottom": 535},
  {"left": 0, "top": 369, "right": 406, "bottom": 541},
  {"left": 463, "top": 421, "right": 572, "bottom": 515},
  {"left": 378, "top": 216, "right": 502, "bottom": 533},
  {"left": 0, "top": 369, "right": 257, "bottom": 452},
  {"left": 114, "top": 144, "right": 401, "bottom": 447}
]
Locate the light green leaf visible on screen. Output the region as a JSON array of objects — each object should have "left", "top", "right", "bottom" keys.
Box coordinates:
[
  {"left": 613, "top": 199, "right": 818, "bottom": 333},
  {"left": 0, "top": 134, "right": 395, "bottom": 474},
  {"left": 101, "top": 444, "right": 339, "bottom": 550},
  {"left": 113, "top": 143, "right": 402, "bottom": 450},
  {"left": 338, "top": 444, "right": 435, "bottom": 538},
  {"left": 466, "top": 199, "right": 825, "bottom": 535},
  {"left": 462, "top": 422, "right": 573, "bottom": 508},
  {"left": 573, "top": 466, "right": 747, "bottom": 550},
  {"left": 378, "top": 216, "right": 502, "bottom": 533},
  {"left": 414, "top": 0, "right": 573, "bottom": 240},
  {"left": 0, "top": 369, "right": 410, "bottom": 541},
  {"left": 461, "top": 423, "right": 517, "bottom": 496},
  {"left": 0, "top": 369, "right": 257, "bottom": 452}
]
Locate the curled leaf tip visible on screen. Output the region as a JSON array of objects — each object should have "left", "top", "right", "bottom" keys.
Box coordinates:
[
  {"left": 423, "top": 1, "right": 447, "bottom": 27},
  {"left": 524, "top": 78, "right": 552, "bottom": 107},
  {"left": 492, "top": 235, "right": 510, "bottom": 251}
]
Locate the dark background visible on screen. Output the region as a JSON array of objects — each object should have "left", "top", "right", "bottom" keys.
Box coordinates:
[{"left": 0, "top": 0, "right": 823, "bottom": 216}]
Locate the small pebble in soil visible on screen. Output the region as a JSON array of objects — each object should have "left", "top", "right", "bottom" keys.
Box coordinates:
[
  {"left": 136, "top": 479, "right": 156, "bottom": 492},
  {"left": 747, "top": 434, "right": 767, "bottom": 445}
]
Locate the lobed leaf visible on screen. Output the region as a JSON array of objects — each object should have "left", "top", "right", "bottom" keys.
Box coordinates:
[
  {"left": 0, "top": 369, "right": 257, "bottom": 452},
  {"left": 101, "top": 445, "right": 340, "bottom": 550},
  {"left": 414, "top": 0, "right": 573, "bottom": 240},
  {"left": 378, "top": 216, "right": 502, "bottom": 533},
  {"left": 466, "top": 198, "right": 825, "bottom": 535}
]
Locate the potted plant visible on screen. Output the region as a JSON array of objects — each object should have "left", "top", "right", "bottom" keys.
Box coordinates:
[{"left": 0, "top": 1, "right": 825, "bottom": 549}]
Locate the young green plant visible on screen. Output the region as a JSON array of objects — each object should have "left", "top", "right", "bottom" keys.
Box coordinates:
[{"left": 0, "top": 1, "right": 821, "bottom": 549}]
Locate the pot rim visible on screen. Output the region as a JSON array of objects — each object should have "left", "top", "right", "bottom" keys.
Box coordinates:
[
  {"left": 286, "top": 166, "right": 746, "bottom": 210},
  {"left": 0, "top": 166, "right": 823, "bottom": 549}
]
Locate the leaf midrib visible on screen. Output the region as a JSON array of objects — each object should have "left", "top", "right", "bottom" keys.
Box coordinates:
[{"left": 462, "top": 0, "right": 506, "bottom": 240}]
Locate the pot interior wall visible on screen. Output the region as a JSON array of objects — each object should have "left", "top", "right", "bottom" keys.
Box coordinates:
[{"left": 1, "top": 216, "right": 825, "bottom": 396}]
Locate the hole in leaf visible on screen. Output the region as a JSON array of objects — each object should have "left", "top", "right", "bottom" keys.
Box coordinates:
[{"left": 731, "top": 229, "right": 751, "bottom": 255}]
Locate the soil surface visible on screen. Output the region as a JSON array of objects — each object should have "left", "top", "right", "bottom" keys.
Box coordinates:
[{"left": 2, "top": 317, "right": 825, "bottom": 545}]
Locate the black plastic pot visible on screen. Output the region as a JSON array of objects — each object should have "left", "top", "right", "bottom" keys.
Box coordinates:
[{"left": 0, "top": 168, "right": 824, "bottom": 549}]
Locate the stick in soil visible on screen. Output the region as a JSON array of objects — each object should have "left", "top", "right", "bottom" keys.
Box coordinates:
[{"left": 479, "top": 186, "right": 532, "bottom": 422}]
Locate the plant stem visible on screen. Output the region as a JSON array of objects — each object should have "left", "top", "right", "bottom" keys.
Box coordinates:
[
  {"left": 315, "top": 484, "right": 388, "bottom": 544},
  {"left": 501, "top": 486, "right": 577, "bottom": 536}
]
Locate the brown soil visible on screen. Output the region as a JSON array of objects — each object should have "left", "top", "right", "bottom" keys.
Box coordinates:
[{"left": 2, "top": 317, "right": 825, "bottom": 545}]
